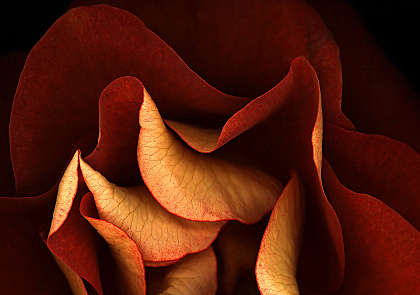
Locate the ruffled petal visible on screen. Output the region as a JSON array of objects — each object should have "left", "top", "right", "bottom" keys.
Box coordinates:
[
  {"left": 71, "top": 0, "right": 352, "bottom": 128},
  {"left": 79, "top": 157, "right": 224, "bottom": 264},
  {"left": 138, "top": 86, "right": 283, "bottom": 223},
  {"left": 323, "top": 161, "right": 420, "bottom": 294},
  {"left": 10, "top": 4, "right": 249, "bottom": 195},
  {"left": 256, "top": 172, "right": 305, "bottom": 295},
  {"left": 147, "top": 248, "right": 218, "bottom": 295},
  {"left": 324, "top": 123, "right": 420, "bottom": 229}
]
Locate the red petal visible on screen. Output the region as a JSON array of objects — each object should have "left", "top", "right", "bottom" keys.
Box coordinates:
[
  {"left": 10, "top": 4, "right": 249, "bottom": 195},
  {"left": 0, "top": 189, "right": 72, "bottom": 294},
  {"left": 138, "top": 87, "right": 283, "bottom": 223},
  {"left": 256, "top": 172, "right": 305, "bottom": 295},
  {"left": 80, "top": 193, "right": 146, "bottom": 295},
  {"left": 71, "top": 0, "right": 352, "bottom": 128},
  {"left": 324, "top": 123, "right": 420, "bottom": 229},
  {"left": 323, "top": 161, "right": 420, "bottom": 294},
  {"left": 147, "top": 248, "right": 218, "bottom": 295},
  {"left": 47, "top": 151, "right": 103, "bottom": 294},
  {"left": 309, "top": 0, "right": 420, "bottom": 151},
  {"left": 79, "top": 157, "right": 224, "bottom": 264},
  {"left": 85, "top": 76, "right": 143, "bottom": 186}
]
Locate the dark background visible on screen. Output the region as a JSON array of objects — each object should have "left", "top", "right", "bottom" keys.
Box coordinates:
[{"left": 1, "top": 0, "right": 419, "bottom": 91}]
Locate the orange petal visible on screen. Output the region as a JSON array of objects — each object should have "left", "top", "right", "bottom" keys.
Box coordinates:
[
  {"left": 256, "top": 173, "right": 305, "bottom": 295},
  {"left": 79, "top": 157, "right": 224, "bottom": 264},
  {"left": 138, "top": 87, "right": 283, "bottom": 223},
  {"left": 52, "top": 253, "right": 88, "bottom": 295},
  {"left": 80, "top": 193, "right": 146, "bottom": 295},
  {"left": 147, "top": 248, "right": 217, "bottom": 295}
]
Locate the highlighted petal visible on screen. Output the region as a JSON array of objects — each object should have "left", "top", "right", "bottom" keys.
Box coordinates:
[
  {"left": 80, "top": 193, "right": 146, "bottom": 295},
  {"left": 256, "top": 173, "right": 305, "bottom": 295},
  {"left": 138, "top": 87, "right": 283, "bottom": 223},
  {"left": 323, "top": 161, "right": 420, "bottom": 294},
  {"left": 79, "top": 157, "right": 224, "bottom": 264},
  {"left": 47, "top": 151, "right": 103, "bottom": 295},
  {"left": 147, "top": 248, "right": 217, "bottom": 295}
]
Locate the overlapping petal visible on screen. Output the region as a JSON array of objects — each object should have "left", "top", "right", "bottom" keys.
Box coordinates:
[
  {"left": 138, "top": 87, "right": 283, "bottom": 223},
  {"left": 324, "top": 123, "right": 420, "bottom": 229},
  {"left": 79, "top": 157, "right": 224, "bottom": 264},
  {"left": 256, "top": 173, "right": 305, "bottom": 295},
  {"left": 323, "top": 161, "right": 420, "bottom": 294},
  {"left": 10, "top": 4, "right": 249, "bottom": 195},
  {"left": 47, "top": 151, "right": 103, "bottom": 294}
]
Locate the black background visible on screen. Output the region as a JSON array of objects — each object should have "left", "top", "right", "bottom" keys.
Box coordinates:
[{"left": 1, "top": 0, "right": 419, "bottom": 92}]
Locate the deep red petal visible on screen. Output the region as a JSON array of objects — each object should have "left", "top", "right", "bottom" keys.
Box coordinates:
[
  {"left": 309, "top": 0, "right": 420, "bottom": 152},
  {"left": 323, "top": 161, "right": 420, "bottom": 294},
  {"left": 10, "top": 4, "right": 249, "bottom": 195},
  {"left": 0, "top": 190, "right": 72, "bottom": 294},
  {"left": 84, "top": 76, "right": 144, "bottom": 186},
  {"left": 324, "top": 123, "right": 420, "bottom": 229},
  {"left": 72, "top": 0, "right": 352, "bottom": 128}
]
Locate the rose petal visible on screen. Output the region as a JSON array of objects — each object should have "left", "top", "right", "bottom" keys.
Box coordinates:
[
  {"left": 10, "top": 4, "right": 249, "bottom": 195},
  {"left": 165, "top": 57, "right": 322, "bottom": 155},
  {"left": 80, "top": 193, "right": 146, "bottom": 295},
  {"left": 324, "top": 123, "right": 420, "bottom": 229},
  {"left": 138, "top": 87, "right": 283, "bottom": 223},
  {"left": 214, "top": 221, "right": 265, "bottom": 295},
  {"left": 71, "top": 0, "right": 352, "bottom": 128},
  {"left": 309, "top": 0, "right": 420, "bottom": 152},
  {"left": 84, "top": 76, "right": 144, "bottom": 186},
  {"left": 47, "top": 151, "right": 103, "bottom": 294},
  {"left": 255, "top": 172, "right": 305, "bottom": 295},
  {"left": 79, "top": 157, "right": 224, "bottom": 264},
  {"left": 0, "top": 190, "right": 72, "bottom": 294},
  {"left": 52, "top": 253, "right": 89, "bottom": 295},
  {"left": 323, "top": 161, "right": 420, "bottom": 294},
  {"left": 147, "top": 248, "right": 218, "bottom": 295}
]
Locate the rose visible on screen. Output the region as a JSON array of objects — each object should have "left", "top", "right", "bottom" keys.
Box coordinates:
[{"left": 1, "top": 0, "right": 419, "bottom": 294}]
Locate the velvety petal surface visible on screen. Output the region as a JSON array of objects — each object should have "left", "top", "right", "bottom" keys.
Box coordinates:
[
  {"left": 323, "top": 161, "right": 420, "bottom": 294},
  {"left": 324, "top": 123, "right": 420, "bottom": 229},
  {"left": 256, "top": 173, "right": 305, "bottom": 295},
  {"left": 147, "top": 248, "right": 218, "bottom": 295},
  {"left": 0, "top": 189, "right": 72, "bottom": 294},
  {"left": 309, "top": 0, "right": 420, "bottom": 152},
  {"left": 138, "top": 87, "right": 283, "bottom": 223},
  {"left": 10, "top": 4, "right": 249, "bottom": 195},
  {"left": 79, "top": 157, "right": 224, "bottom": 264}
]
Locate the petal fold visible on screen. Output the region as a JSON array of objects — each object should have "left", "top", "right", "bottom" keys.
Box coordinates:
[{"left": 138, "top": 87, "right": 283, "bottom": 223}]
